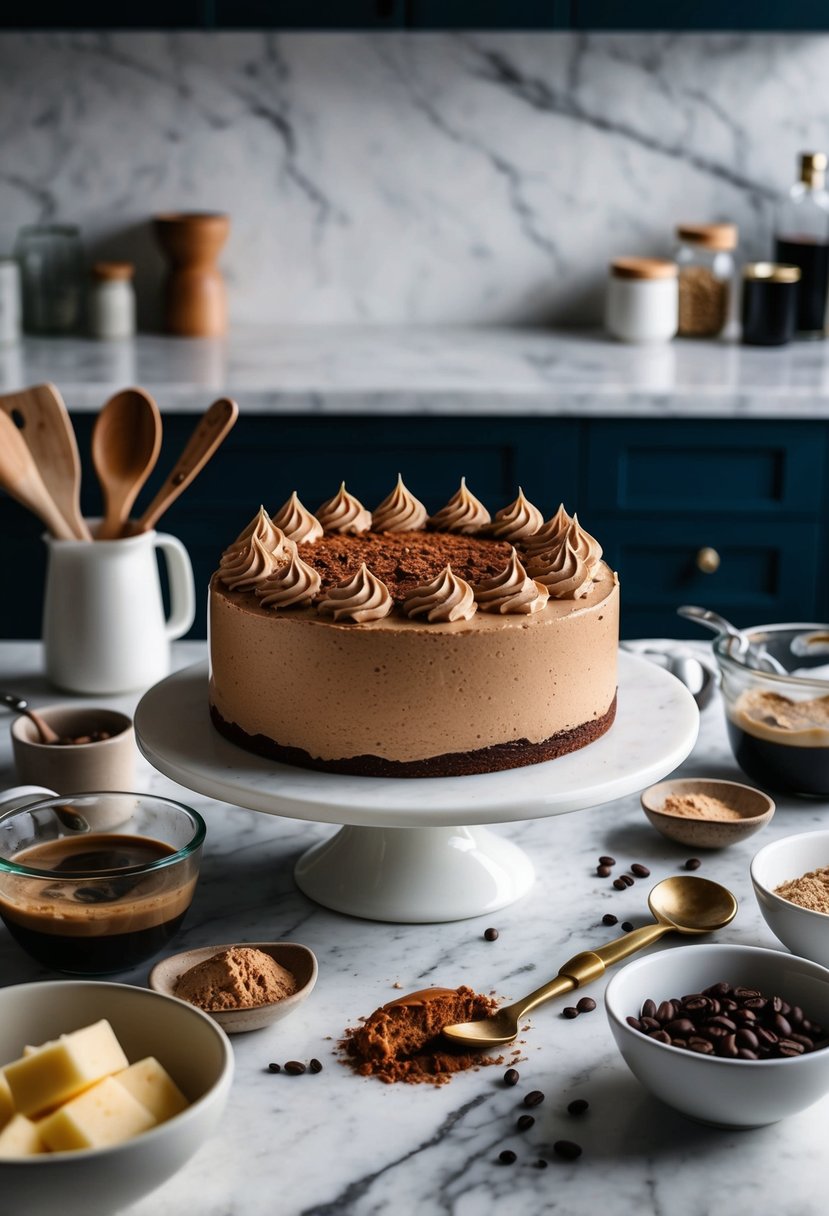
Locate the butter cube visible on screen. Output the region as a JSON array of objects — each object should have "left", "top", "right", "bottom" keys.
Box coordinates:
[
  {"left": 5, "top": 1020, "right": 129, "bottom": 1118},
  {"left": 0, "top": 1113, "right": 45, "bottom": 1157},
  {"left": 0, "top": 1072, "right": 14, "bottom": 1131},
  {"left": 39, "top": 1076, "right": 156, "bottom": 1152},
  {"left": 115, "top": 1057, "right": 188, "bottom": 1125}
]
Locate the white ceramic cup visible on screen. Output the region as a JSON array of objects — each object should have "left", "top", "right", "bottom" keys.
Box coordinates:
[{"left": 42, "top": 526, "right": 195, "bottom": 694}]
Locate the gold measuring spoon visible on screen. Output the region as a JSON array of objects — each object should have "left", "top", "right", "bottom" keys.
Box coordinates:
[{"left": 442, "top": 875, "right": 738, "bottom": 1047}]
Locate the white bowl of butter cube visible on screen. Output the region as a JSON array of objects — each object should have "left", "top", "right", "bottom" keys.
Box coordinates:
[{"left": 0, "top": 979, "right": 233, "bottom": 1216}]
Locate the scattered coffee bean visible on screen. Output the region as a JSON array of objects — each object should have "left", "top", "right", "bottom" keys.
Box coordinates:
[
  {"left": 534, "top": 1159, "right": 548, "bottom": 1169},
  {"left": 498, "top": 1149, "right": 517, "bottom": 1165},
  {"left": 309, "top": 1058, "right": 323, "bottom": 1073},
  {"left": 620, "top": 874, "right": 635, "bottom": 887},
  {"left": 283, "top": 1060, "right": 307, "bottom": 1075},
  {"left": 613, "top": 878, "right": 627, "bottom": 891},
  {"left": 621, "top": 921, "right": 634, "bottom": 933},
  {"left": 267, "top": 1062, "right": 281, "bottom": 1073},
  {"left": 524, "top": 1090, "right": 545, "bottom": 1108},
  {"left": 562, "top": 1006, "right": 579, "bottom": 1019},
  {"left": 630, "top": 863, "right": 651, "bottom": 878},
  {"left": 553, "top": 1140, "right": 582, "bottom": 1161},
  {"left": 516, "top": 1114, "right": 535, "bottom": 1132},
  {"left": 567, "top": 1098, "right": 589, "bottom": 1115},
  {"left": 602, "top": 913, "right": 618, "bottom": 926},
  {"left": 599, "top": 856, "right": 616, "bottom": 867},
  {"left": 596, "top": 865, "right": 612, "bottom": 877},
  {"left": 576, "top": 997, "right": 596, "bottom": 1014},
  {"left": 484, "top": 927, "right": 499, "bottom": 942},
  {"left": 684, "top": 858, "right": 702, "bottom": 871},
  {"left": 504, "top": 1068, "right": 520, "bottom": 1087}
]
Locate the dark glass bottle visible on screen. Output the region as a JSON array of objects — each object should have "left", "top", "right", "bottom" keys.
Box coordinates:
[{"left": 774, "top": 152, "right": 829, "bottom": 338}]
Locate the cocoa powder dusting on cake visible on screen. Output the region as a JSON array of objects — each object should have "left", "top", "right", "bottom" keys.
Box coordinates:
[
  {"left": 339, "top": 985, "right": 503, "bottom": 1084},
  {"left": 298, "top": 532, "right": 513, "bottom": 604}
]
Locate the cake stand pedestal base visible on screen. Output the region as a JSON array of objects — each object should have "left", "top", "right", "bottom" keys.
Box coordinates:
[{"left": 295, "top": 824, "right": 535, "bottom": 923}]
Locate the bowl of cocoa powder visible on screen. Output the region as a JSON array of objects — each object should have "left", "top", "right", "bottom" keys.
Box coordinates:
[
  {"left": 752, "top": 830, "right": 829, "bottom": 967},
  {"left": 641, "top": 777, "right": 775, "bottom": 849}
]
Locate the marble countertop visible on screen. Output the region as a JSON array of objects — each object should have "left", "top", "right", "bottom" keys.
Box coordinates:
[
  {"left": 4, "top": 327, "right": 829, "bottom": 417},
  {"left": 1, "top": 639, "right": 827, "bottom": 1216}
]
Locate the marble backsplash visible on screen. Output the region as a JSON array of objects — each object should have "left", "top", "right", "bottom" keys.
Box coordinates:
[{"left": 0, "top": 31, "right": 824, "bottom": 327}]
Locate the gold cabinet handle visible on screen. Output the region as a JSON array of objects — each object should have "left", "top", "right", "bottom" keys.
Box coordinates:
[{"left": 696, "top": 547, "right": 721, "bottom": 574}]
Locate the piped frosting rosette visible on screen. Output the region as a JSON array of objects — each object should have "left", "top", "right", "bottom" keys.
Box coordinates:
[
  {"left": 315, "top": 483, "right": 372, "bottom": 534},
  {"left": 491, "top": 488, "right": 544, "bottom": 544},
  {"left": 255, "top": 548, "right": 322, "bottom": 609},
  {"left": 230, "top": 505, "right": 289, "bottom": 555},
  {"left": 526, "top": 534, "right": 594, "bottom": 599},
  {"left": 473, "top": 550, "right": 549, "bottom": 615},
  {"left": 428, "top": 478, "right": 491, "bottom": 534},
  {"left": 317, "top": 563, "right": 393, "bottom": 623},
  {"left": 402, "top": 565, "right": 477, "bottom": 623},
  {"left": 372, "top": 475, "right": 428, "bottom": 532},
  {"left": 521, "top": 503, "right": 573, "bottom": 558},
  {"left": 271, "top": 491, "right": 323, "bottom": 545},
  {"left": 219, "top": 530, "right": 294, "bottom": 592}
]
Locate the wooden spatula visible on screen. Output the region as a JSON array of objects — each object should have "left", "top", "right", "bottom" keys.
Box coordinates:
[
  {"left": 0, "top": 383, "right": 91, "bottom": 540},
  {"left": 0, "top": 409, "right": 79, "bottom": 540}
]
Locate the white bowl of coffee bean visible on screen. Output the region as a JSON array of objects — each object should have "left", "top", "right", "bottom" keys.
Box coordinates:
[{"left": 605, "top": 943, "right": 829, "bottom": 1128}]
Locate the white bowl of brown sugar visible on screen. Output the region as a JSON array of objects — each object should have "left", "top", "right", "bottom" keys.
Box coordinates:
[
  {"left": 752, "top": 831, "right": 829, "bottom": 967},
  {"left": 641, "top": 778, "right": 775, "bottom": 849}
]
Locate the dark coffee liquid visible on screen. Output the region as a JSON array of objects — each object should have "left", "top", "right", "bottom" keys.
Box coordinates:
[
  {"left": 775, "top": 236, "right": 829, "bottom": 333},
  {"left": 0, "top": 834, "right": 194, "bottom": 974},
  {"left": 726, "top": 719, "right": 829, "bottom": 796}
]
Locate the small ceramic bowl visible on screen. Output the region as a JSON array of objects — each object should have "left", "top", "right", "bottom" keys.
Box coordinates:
[
  {"left": 605, "top": 942, "right": 829, "bottom": 1128},
  {"left": 149, "top": 941, "right": 318, "bottom": 1034},
  {"left": 0, "top": 979, "right": 232, "bottom": 1216},
  {"left": 641, "top": 777, "right": 774, "bottom": 848},
  {"left": 11, "top": 706, "right": 135, "bottom": 796},
  {"left": 751, "top": 830, "right": 829, "bottom": 967}
]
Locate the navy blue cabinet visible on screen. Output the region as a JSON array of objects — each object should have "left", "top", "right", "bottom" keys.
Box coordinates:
[
  {"left": 570, "top": 1, "right": 829, "bottom": 29},
  {"left": 210, "top": 1, "right": 405, "bottom": 28}
]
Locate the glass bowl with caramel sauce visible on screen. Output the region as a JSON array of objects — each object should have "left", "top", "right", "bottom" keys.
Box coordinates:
[
  {"left": 714, "top": 624, "right": 829, "bottom": 796},
  {"left": 0, "top": 792, "right": 205, "bottom": 974}
]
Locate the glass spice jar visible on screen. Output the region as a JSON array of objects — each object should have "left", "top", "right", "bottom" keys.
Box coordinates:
[{"left": 675, "top": 223, "right": 738, "bottom": 338}]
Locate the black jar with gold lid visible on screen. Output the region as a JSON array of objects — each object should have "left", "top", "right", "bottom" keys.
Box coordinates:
[{"left": 741, "top": 262, "right": 801, "bottom": 346}]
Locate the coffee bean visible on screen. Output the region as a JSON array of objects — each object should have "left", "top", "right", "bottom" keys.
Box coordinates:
[
  {"left": 736, "top": 1029, "right": 759, "bottom": 1050},
  {"left": 665, "top": 1018, "right": 696, "bottom": 1036},
  {"left": 744, "top": 996, "right": 768, "bottom": 1010},
  {"left": 563, "top": 1006, "right": 579, "bottom": 1019},
  {"left": 656, "top": 1001, "right": 676, "bottom": 1023},
  {"left": 504, "top": 1068, "right": 520, "bottom": 1087},
  {"left": 717, "top": 1034, "right": 739, "bottom": 1058},
  {"left": 283, "top": 1060, "right": 307, "bottom": 1075},
  {"left": 576, "top": 997, "right": 597, "bottom": 1014},
  {"left": 650, "top": 1030, "right": 671, "bottom": 1044},
  {"left": 704, "top": 981, "right": 731, "bottom": 997},
  {"left": 602, "top": 913, "right": 618, "bottom": 926},
  {"left": 621, "top": 921, "right": 634, "bottom": 933},
  {"left": 641, "top": 999, "right": 657, "bottom": 1020},
  {"left": 734, "top": 986, "right": 761, "bottom": 1000},
  {"left": 777, "top": 1040, "right": 806, "bottom": 1057},
  {"left": 708, "top": 1016, "right": 737, "bottom": 1032},
  {"left": 684, "top": 858, "right": 702, "bottom": 870},
  {"left": 524, "top": 1090, "right": 545, "bottom": 1108},
  {"left": 567, "top": 1098, "right": 589, "bottom": 1115},
  {"left": 640, "top": 1017, "right": 660, "bottom": 1031},
  {"left": 599, "top": 856, "right": 616, "bottom": 867},
  {"left": 737, "top": 1048, "right": 759, "bottom": 1060},
  {"left": 682, "top": 997, "right": 710, "bottom": 1013},
  {"left": 309, "top": 1058, "right": 323, "bottom": 1073},
  {"left": 516, "top": 1114, "right": 535, "bottom": 1132},
  {"left": 596, "top": 866, "right": 612, "bottom": 877},
  {"left": 631, "top": 863, "right": 650, "bottom": 877},
  {"left": 534, "top": 1159, "right": 548, "bottom": 1169},
  {"left": 626, "top": 1017, "right": 643, "bottom": 1031},
  {"left": 773, "top": 1013, "right": 792, "bottom": 1037},
  {"left": 688, "top": 1037, "right": 714, "bottom": 1054},
  {"left": 613, "top": 878, "right": 627, "bottom": 891},
  {"left": 790, "top": 1033, "right": 814, "bottom": 1051},
  {"left": 267, "top": 1062, "right": 281, "bottom": 1073},
  {"left": 499, "top": 1149, "right": 517, "bottom": 1165},
  {"left": 620, "top": 874, "right": 635, "bottom": 887},
  {"left": 553, "top": 1140, "right": 582, "bottom": 1161},
  {"left": 790, "top": 1006, "right": 804, "bottom": 1027},
  {"left": 484, "top": 927, "right": 499, "bottom": 941}
]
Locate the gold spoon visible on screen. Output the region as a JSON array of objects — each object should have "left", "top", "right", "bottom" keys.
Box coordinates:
[{"left": 442, "top": 875, "right": 738, "bottom": 1047}]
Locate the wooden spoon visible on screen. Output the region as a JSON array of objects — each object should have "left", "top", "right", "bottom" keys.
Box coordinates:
[
  {"left": 92, "top": 388, "right": 162, "bottom": 540},
  {"left": 133, "top": 397, "right": 238, "bottom": 533},
  {"left": 0, "top": 383, "right": 91, "bottom": 541},
  {"left": 0, "top": 410, "right": 78, "bottom": 540}
]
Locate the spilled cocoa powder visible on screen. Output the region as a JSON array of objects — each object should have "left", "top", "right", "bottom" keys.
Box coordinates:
[{"left": 340, "top": 985, "right": 504, "bottom": 1085}]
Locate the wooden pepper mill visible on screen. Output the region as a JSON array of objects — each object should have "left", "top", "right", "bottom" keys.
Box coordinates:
[{"left": 154, "top": 212, "right": 229, "bottom": 337}]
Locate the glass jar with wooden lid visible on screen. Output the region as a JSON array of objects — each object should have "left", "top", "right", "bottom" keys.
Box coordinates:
[
  {"left": 675, "top": 223, "right": 738, "bottom": 338},
  {"left": 88, "top": 261, "right": 136, "bottom": 340},
  {"left": 605, "top": 257, "right": 678, "bottom": 343}
]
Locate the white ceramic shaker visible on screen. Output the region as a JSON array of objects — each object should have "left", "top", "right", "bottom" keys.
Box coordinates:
[
  {"left": 88, "top": 261, "right": 136, "bottom": 340},
  {"left": 605, "top": 257, "right": 679, "bottom": 343},
  {"left": 0, "top": 258, "right": 21, "bottom": 346}
]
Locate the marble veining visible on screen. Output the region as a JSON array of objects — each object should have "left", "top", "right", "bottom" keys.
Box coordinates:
[
  {"left": 0, "top": 32, "right": 826, "bottom": 328},
  {"left": 0, "top": 639, "right": 827, "bottom": 1214}
]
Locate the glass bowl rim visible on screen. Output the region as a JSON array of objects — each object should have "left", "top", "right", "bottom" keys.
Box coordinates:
[{"left": 714, "top": 621, "right": 829, "bottom": 692}]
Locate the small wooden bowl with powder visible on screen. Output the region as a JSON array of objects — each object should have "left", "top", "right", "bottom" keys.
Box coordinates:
[
  {"left": 150, "top": 941, "right": 318, "bottom": 1034},
  {"left": 641, "top": 778, "right": 775, "bottom": 849}
]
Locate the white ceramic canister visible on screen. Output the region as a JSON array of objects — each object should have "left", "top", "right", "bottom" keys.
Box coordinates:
[
  {"left": 0, "top": 258, "right": 21, "bottom": 346},
  {"left": 88, "top": 261, "right": 136, "bottom": 340},
  {"left": 605, "top": 257, "right": 678, "bottom": 343},
  {"left": 42, "top": 526, "right": 195, "bottom": 694}
]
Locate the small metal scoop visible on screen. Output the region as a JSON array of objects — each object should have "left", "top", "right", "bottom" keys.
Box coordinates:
[
  {"left": 677, "top": 606, "right": 787, "bottom": 675},
  {"left": 0, "top": 692, "right": 60, "bottom": 744},
  {"left": 441, "top": 876, "right": 738, "bottom": 1047}
]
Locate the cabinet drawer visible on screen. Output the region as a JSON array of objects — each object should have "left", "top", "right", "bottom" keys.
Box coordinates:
[
  {"left": 594, "top": 516, "right": 821, "bottom": 638},
  {"left": 586, "top": 421, "right": 825, "bottom": 515}
]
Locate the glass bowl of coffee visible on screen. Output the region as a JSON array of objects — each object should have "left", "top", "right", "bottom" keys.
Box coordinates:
[
  {"left": 714, "top": 624, "right": 829, "bottom": 796},
  {"left": 0, "top": 792, "right": 205, "bottom": 974}
]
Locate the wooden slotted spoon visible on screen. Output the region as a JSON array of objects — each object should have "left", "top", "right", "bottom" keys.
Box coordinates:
[{"left": 0, "top": 410, "right": 79, "bottom": 540}]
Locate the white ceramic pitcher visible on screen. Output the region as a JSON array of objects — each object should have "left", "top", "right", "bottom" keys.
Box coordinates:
[{"left": 42, "top": 528, "right": 195, "bottom": 694}]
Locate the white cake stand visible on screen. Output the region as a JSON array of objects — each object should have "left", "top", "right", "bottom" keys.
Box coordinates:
[{"left": 135, "top": 654, "right": 698, "bottom": 923}]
